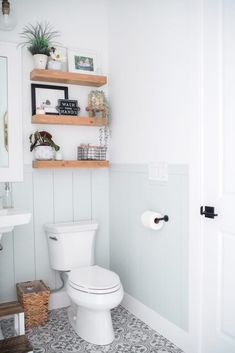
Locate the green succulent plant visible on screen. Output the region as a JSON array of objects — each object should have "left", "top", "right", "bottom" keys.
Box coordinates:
[
  {"left": 20, "top": 22, "right": 59, "bottom": 56},
  {"left": 29, "top": 131, "right": 60, "bottom": 152}
]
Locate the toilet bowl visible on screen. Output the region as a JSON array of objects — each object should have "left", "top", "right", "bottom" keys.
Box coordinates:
[
  {"left": 67, "top": 265, "right": 124, "bottom": 345},
  {"left": 45, "top": 221, "right": 124, "bottom": 345}
]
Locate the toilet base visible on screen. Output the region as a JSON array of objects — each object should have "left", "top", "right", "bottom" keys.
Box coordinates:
[{"left": 68, "top": 305, "right": 114, "bottom": 345}]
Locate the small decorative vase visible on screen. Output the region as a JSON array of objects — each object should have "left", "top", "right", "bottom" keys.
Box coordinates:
[
  {"left": 47, "top": 60, "right": 62, "bottom": 71},
  {"left": 55, "top": 151, "right": 63, "bottom": 160},
  {"left": 34, "top": 146, "right": 54, "bottom": 160},
  {"left": 33, "top": 54, "right": 48, "bottom": 69}
]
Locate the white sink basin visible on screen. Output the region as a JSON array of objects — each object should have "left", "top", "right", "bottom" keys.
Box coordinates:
[{"left": 0, "top": 209, "right": 31, "bottom": 241}]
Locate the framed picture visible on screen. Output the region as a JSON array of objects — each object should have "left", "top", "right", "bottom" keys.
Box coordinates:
[
  {"left": 68, "top": 49, "right": 97, "bottom": 75},
  {"left": 31, "top": 84, "right": 68, "bottom": 115}
]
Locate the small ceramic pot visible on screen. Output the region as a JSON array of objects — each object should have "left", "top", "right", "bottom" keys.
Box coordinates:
[
  {"left": 47, "top": 60, "right": 62, "bottom": 71},
  {"left": 55, "top": 151, "right": 63, "bottom": 160},
  {"left": 34, "top": 146, "right": 54, "bottom": 160},
  {"left": 33, "top": 54, "right": 48, "bottom": 69}
]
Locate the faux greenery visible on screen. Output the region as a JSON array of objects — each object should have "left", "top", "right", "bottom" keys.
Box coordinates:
[
  {"left": 29, "top": 131, "right": 60, "bottom": 152},
  {"left": 88, "top": 90, "right": 111, "bottom": 147},
  {"left": 20, "top": 22, "right": 59, "bottom": 56}
]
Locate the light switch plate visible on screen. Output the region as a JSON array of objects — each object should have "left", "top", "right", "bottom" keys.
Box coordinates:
[{"left": 148, "top": 162, "right": 168, "bottom": 181}]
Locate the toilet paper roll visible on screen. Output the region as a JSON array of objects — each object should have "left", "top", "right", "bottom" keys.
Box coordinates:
[{"left": 141, "top": 210, "right": 164, "bottom": 230}]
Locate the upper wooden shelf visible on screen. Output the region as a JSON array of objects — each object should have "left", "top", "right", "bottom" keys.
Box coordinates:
[
  {"left": 30, "top": 69, "right": 107, "bottom": 87},
  {"left": 32, "top": 114, "right": 106, "bottom": 126}
]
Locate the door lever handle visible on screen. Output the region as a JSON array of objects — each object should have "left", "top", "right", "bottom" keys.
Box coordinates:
[{"left": 200, "top": 206, "right": 218, "bottom": 219}]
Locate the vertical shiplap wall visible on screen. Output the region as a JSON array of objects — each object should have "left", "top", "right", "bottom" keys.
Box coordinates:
[
  {"left": 110, "top": 164, "right": 189, "bottom": 331},
  {"left": 0, "top": 166, "right": 109, "bottom": 302}
]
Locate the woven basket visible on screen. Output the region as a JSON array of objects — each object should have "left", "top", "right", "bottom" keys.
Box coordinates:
[
  {"left": 16, "top": 280, "right": 50, "bottom": 328},
  {"left": 77, "top": 145, "right": 107, "bottom": 160}
]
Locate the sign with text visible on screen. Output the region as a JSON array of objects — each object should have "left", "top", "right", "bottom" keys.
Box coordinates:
[{"left": 57, "top": 99, "right": 80, "bottom": 116}]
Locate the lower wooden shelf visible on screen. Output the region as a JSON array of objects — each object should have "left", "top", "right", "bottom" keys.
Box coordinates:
[{"left": 32, "top": 160, "right": 109, "bottom": 168}]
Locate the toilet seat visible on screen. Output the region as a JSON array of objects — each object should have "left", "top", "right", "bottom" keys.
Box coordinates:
[{"left": 68, "top": 265, "right": 121, "bottom": 294}]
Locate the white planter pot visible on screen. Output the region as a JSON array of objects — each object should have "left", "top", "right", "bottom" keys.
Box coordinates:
[
  {"left": 48, "top": 60, "right": 62, "bottom": 71},
  {"left": 33, "top": 54, "right": 48, "bottom": 69},
  {"left": 34, "top": 146, "right": 54, "bottom": 160}
]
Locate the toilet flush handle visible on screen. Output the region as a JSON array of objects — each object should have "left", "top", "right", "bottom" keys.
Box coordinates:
[{"left": 49, "top": 236, "right": 58, "bottom": 241}]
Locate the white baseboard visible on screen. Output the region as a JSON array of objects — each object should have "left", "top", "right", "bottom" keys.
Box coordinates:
[
  {"left": 48, "top": 289, "right": 71, "bottom": 310},
  {"left": 121, "top": 293, "right": 192, "bottom": 353}
]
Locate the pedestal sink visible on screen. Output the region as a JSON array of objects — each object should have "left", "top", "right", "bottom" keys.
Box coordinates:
[
  {"left": 0, "top": 209, "right": 31, "bottom": 242},
  {"left": 0, "top": 209, "right": 31, "bottom": 340}
]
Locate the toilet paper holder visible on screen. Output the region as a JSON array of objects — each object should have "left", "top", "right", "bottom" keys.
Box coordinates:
[{"left": 154, "top": 215, "right": 169, "bottom": 224}]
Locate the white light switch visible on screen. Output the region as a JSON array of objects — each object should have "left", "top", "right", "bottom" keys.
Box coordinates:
[{"left": 148, "top": 162, "right": 168, "bottom": 181}]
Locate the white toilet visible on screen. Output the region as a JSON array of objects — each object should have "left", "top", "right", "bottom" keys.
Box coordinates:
[{"left": 44, "top": 220, "right": 124, "bottom": 345}]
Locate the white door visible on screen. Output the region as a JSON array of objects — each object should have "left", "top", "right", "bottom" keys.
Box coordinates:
[{"left": 202, "top": 0, "right": 235, "bottom": 352}]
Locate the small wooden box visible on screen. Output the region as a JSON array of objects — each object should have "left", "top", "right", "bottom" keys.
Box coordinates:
[{"left": 16, "top": 280, "right": 50, "bottom": 328}]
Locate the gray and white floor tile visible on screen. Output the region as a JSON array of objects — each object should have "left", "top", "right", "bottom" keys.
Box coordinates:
[{"left": 0, "top": 305, "right": 183, "bottom": 353}]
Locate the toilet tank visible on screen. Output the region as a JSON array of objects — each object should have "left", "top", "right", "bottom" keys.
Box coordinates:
[{"left": 44, "top": 220, "right": 98, "bottom": 271}]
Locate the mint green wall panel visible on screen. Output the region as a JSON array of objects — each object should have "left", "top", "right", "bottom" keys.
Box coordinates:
[
  {"left": 53, "top": 170, "right": 73, "bottom": 223},
  {"left": 110, "top": 164, "right": 189, "bottom": 331},
  {"left": 73, "top": 170, "right": 92, "bottom": 221},
  {"left": 13, "top": 170, "right": 35, "bottom": 284},
  {"left": 109, "top": 171, "right": 130, "bottom": 290},
  {"left": 92, "top": 169, "right": 109, "bottom": 268},
  {"left": 33, "top": 170, "right": 56, "bottom": 289},
  {"left": 0, "top": 166, "right": 109, "bottom": 302}
]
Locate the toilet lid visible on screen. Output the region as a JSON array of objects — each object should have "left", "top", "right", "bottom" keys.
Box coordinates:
[{"left": 68, "top": 265, "right": 121, "bottom": 293}]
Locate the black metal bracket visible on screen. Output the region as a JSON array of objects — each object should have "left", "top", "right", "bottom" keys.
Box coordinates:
[
  {"left": 200, "top": 206, "right": 218, "bottom": 219},
  {"left": 154, "top": 215, "right": 169, "bottom": 224}
]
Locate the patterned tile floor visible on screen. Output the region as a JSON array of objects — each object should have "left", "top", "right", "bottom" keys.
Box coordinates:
[{"left": 0, "top": 306, "right": 183, "bottom": 353}]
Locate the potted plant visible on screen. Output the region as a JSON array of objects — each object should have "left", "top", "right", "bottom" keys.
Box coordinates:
[
  {"left": 29, "top": 130, "right": 60, "bottom": 160},
  {"left": 20, "top": 22, "right": 59, "bottom": 69}
]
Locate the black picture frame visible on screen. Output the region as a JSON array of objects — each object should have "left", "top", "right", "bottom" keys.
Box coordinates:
[{"left": 31, "top": 84, "right": 69, "bottom": 115}]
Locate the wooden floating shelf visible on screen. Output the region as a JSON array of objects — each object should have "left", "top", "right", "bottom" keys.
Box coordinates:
[
  {"left": 32, "top": 160, "right": 109, "bottom": 169},
  {"left": 30, "top": 69, "right": 107, "bottom": 87},
  {"left": 0, "top": 301, "right": 23, "bottom": 318},
  {"left": 32, "top": 114, "right": 106, "bottom": 126}
]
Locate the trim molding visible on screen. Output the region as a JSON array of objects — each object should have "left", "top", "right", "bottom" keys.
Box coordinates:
[
  {"left": 110, "top": 163, "right": 189, "bottom": 176},
  {"left": 121, "top": 292, "right": 193, "bottom": 353}
]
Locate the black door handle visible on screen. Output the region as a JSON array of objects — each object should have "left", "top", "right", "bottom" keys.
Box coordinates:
[{"left": 200, "top": 206, "right": 218, "bottom": 219}]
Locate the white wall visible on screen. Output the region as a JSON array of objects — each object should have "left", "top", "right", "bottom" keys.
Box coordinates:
[
  {"left": 0, "top": 57, "right": 8, "bottom": 166},
  {"left": 108, "top": 0, "right": 201, "bottom": 165},
  {"left": 0, "top": 0, "right": 109, "bottom": 163}
]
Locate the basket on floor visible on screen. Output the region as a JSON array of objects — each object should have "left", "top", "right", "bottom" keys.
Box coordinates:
[{"left": 16, "top": 280, "right": 50, "bottom": 328}]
